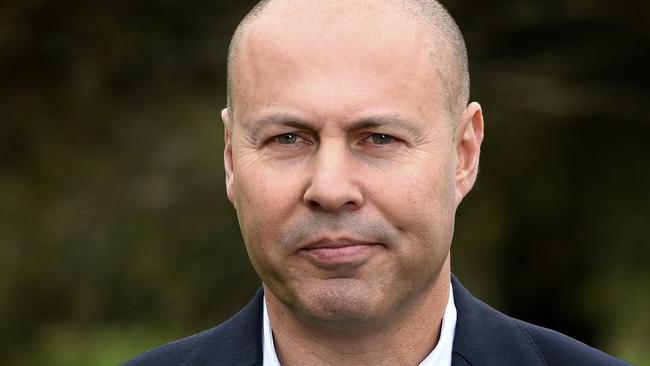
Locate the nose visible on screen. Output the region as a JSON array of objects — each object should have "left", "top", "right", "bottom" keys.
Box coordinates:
[{"left": 303, "top": 141, "right": 364, "bottom": 213}]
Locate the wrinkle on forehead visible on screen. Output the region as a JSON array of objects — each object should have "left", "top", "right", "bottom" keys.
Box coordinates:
[{"left": 237, "top": 23, "right": 447, "bottom": 128}]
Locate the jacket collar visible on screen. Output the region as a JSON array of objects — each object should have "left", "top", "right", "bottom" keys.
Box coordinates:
[
  {"left": 190, "top": 288, "right": 264, "bottom": 366},
  {"left": 451, "top": 274, "right": 546, "bottom": 366}
]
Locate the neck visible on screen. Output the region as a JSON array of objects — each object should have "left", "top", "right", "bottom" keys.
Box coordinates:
[{"left": 265, "top": 259, "right": 451, "bottom": 366}]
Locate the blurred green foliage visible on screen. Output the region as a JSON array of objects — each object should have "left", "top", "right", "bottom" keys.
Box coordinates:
[{"left": 1, "top": 0, "right": 648, "bottom": 365}]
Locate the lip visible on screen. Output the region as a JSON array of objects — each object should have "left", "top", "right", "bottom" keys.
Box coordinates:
[{"left": 299, "top": 238, "right": 383, "bottom": 268}]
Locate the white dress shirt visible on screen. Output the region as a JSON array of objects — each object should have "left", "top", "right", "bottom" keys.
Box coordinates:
[{"left": 262, "top": 284, "right": 457, "bottom": 366}]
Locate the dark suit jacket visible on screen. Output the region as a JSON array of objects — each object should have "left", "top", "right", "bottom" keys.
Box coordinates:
[{"left": 123, "top": 275, "right": 630, "bottom": 365}]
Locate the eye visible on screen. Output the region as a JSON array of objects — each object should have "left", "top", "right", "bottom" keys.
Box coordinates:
[
  {"left": 269, "top": 133, "right": 313, "bottom": 149},
  {"left": 366, "top": 134, "right": 394, "bottom": 145},
  {"left": 275, "top": 133, "right": 300, "bottom": 144}
]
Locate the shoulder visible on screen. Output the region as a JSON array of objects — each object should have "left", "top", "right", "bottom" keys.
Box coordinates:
[
  {"left": 515, "top": 319, "right": 631, "bottom": 366},
  {"left": 121, "top": 329, "right": 209, "bottom": 366},
  {"left": 121, "top": 289, "right": 264, "bottom": 366},
  {"left": 451, "top": 275, "right": 631, "bottom": 366}
]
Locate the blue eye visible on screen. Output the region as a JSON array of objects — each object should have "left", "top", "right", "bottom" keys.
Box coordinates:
[
  {"left": 275, "top": 133, "right": 299, "bottom": 144},
  {"left": 369, "top": 134, "right": 393, "bottom": 145}
]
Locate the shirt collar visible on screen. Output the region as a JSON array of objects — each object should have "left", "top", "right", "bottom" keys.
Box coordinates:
[
  {"left": 262, "top": 296, "right": 282, "bottom": 366},
  {"left": 262, "top": 284, "right": 457, "bottom": 366}
]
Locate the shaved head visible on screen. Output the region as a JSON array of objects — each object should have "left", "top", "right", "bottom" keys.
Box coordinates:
[{"left": 226, "top": 0, "right": 470, "bottom": 125}]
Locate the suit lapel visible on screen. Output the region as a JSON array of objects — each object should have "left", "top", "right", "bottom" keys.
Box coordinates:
[
  {"left": 181, "top": 288, "right": 264, "bottom": 366},
  {"left": 450, "top": 275, "right": 546, "bottom": 366},
  {"left": 223, "top": 288, "right": 265, "bottom": 366}
]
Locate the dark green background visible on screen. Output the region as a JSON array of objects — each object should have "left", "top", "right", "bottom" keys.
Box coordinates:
[{"left": 1, "top": 1, "right": 648, "bottom": 365}]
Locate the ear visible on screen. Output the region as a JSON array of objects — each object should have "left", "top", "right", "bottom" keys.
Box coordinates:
[
  {"left": 222, "top": 108, "right": 237, "bottom": 207},
  {"left": 454, "top": 102, "right": 484, "bottom": 205}
]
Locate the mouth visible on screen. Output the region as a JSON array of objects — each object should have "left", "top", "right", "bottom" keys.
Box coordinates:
[{"left": 299, "top": 238, "right": 384, "bottom": 268}]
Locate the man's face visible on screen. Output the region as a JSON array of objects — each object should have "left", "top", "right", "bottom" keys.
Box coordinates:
[{"left": 223, "top": 8, "right": 479, "bottom": 325}]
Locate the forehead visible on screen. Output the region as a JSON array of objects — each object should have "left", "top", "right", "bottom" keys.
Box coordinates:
[{"left": 232, "top": 1, "right": 450, "bottom": 123}]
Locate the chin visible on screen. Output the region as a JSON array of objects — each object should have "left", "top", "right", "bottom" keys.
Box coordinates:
[{"left": 292, "top": 278, "right": 386, "bottom": 324}]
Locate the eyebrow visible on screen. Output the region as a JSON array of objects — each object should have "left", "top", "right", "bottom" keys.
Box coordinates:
[
  {"left": 243, "top": 113, "right": 311, "bottom": 140},
  {"left": 243, "top": 112, "right": 423, "bottom": 140},
  {"left": 348, "top": 114, "right": 423, "bottom": 137}
]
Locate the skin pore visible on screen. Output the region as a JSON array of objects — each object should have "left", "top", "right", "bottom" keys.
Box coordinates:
[{"left": 222, "top": 1, "right": 484, "bottom": 365}]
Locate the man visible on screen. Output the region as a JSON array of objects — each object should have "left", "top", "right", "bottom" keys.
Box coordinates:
[{"left": 125, "top": 0, "right": 630, "bottom": 365}]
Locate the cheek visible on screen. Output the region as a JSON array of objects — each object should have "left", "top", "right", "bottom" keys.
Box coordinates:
[
  {"left": 233, "top": 163, "right": 305, "bottom": 260},
  {"left": 369, "top": 159, "right": 456, "bottom": 261},
  {"left": 237, "top": 178, "right": 283, "bottom": 236},
  {"left": 375, "top": 159, "right": 455, "bottom": 223}
]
